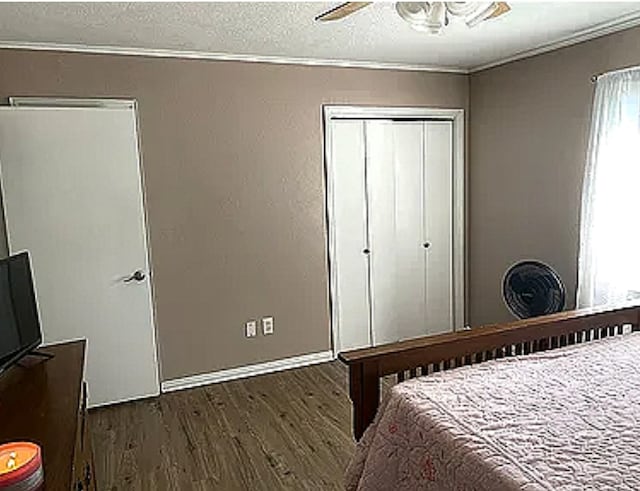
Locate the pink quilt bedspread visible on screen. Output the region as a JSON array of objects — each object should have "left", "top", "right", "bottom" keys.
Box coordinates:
[{"left": 346, "top": 331, "right": 640, "bottom": 491}]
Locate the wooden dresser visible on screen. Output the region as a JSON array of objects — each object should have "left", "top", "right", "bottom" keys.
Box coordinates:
[{"left": 0, "top": 340, "right": 96, "bottom": 491}]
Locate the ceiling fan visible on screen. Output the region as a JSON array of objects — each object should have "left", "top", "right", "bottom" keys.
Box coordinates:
[{"left": 315, "top": 2, "right": 511, "bottom": 34}]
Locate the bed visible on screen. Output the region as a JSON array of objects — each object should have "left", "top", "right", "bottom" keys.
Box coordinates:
[{"left": 339, "top": 303, "right": 640, "bottom": 490}]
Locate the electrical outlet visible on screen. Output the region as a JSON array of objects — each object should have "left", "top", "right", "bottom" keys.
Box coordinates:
[
  {"left": 245, "top": 320, "right": 257, "bottom": 338},
  {"left": 262, "top": 316, "right": 274, "bottom": 335}
]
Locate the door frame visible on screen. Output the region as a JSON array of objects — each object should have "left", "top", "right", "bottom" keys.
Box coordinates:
[
  {"left": 323, "top": 105, "right": 466, "bottom": 357},
  {"left": 0, "top": 97, "right": 162, "bottom": 403}
]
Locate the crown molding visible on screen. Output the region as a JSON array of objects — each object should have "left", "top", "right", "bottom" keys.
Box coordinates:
[
  {"left": 470, "top": 10, "right": 640, "bottom": 73},
  {"left": 1, "top": 9, "right": 639, "bottom": 76},
  {"left": 0, "top": 41, "right": 469, "bottom": 74}
]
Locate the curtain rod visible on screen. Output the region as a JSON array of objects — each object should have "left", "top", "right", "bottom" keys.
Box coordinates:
[{"left": 591, "top": 64, "right": 640, "bottom": 83}]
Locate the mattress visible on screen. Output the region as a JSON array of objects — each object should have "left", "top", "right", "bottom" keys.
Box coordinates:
[{"left": 346, "top": 331, "right": 640, "bottom": 490}]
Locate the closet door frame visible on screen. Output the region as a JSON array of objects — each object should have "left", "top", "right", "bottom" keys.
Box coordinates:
[{"left": 323, "top": 105, "right": 465, "bottom": 357}]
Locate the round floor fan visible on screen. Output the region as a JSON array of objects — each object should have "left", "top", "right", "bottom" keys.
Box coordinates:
[{"left": 503, "top": 261, "right": 566, "bottom": 319}]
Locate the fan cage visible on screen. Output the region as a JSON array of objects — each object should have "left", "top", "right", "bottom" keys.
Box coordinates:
[{"left": 502, "top": 260, "right": 566, "bottom": 319}]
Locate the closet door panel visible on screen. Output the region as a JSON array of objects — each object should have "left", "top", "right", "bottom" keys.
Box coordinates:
[
  {"left": 393, "top": 123, "right": 428, "bottom": 341},
  {"left": 367, "top": 121, "right": 427, "bottom": 344},
  {"left": 330, "top": 120, "right": 371, "bottom": 351},
  {"left": 366, "top": 121, "right": 396, "bottom": 345},
  {"left": 424, "top": 121, "right": 454, "bottom": 334}
]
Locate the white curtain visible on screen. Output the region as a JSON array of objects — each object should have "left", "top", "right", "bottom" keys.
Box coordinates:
[{"left": 577, "top": 68, "right": 640, "bottom": 308}]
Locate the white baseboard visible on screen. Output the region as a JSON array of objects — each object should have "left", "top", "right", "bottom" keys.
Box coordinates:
[{"left": 161, "top": 350, "right": 335, "bottom": 393}]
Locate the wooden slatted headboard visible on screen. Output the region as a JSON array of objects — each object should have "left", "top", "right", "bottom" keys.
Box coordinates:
[{"left": 339, "top": 303, "right": 640, "bottom": 440}]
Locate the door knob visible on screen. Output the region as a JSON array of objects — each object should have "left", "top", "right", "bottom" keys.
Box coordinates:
[
  {"left": 363, "top": 248, "right": 371, "bottom": 255},
  {"left": 124, "top": 270, "right": 146, "bottom": 283},
  {"left": 423, "top": 242, "right": 431, "bottom": 249}
]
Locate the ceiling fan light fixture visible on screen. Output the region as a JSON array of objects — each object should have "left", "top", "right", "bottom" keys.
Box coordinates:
[
  {"left": 443, "top": 2, "right": 478, "bottom": 17},
  {"left": 394, "top": 1, "right": 510, "bottom": 33},
  {"left": 464, "top": 2, "right": 500, "bottom": 27},
  {"left": 395, "top": 2, "right": 429, "bottom": 25},
  {"left": 423, "top": 2, "right": 447, "bottom": 34},
  {"left": 396, "top": 2, "right": 446, "bottom": 34}
]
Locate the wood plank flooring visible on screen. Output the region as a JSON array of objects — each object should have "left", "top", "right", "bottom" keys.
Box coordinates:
[{"left": 90, "top": 361, "right": 356, "bottom": 490}]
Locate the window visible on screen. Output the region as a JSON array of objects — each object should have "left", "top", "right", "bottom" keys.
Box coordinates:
[{"left": 578, "top": 68, "right": 640, "bottom": 307}]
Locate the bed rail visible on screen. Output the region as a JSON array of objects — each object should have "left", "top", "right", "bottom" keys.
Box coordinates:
[{"left": 339, "top": 303, "right": 640, "bottom": 440}]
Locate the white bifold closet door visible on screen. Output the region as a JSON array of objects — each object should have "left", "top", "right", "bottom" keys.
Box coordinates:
[
  {"left": 330, "top": 119, "right": 453, "bottom": 352},
  {"left": 331, "top": 120, "right": 371, "bottom": 351}
]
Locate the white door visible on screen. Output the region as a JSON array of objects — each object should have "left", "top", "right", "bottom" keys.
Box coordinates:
[
  {"left": 423, "top": 121, "right": 454, "bottom": 334},
  {"left": 329, "top": 120, "right": 372, "bottom": 351},
  {"left": 367, "top": 121, "right": 453, "bottom": 343},
  {"left": 0, "top": 105, "right": 160, "bottom": 407},
  {"left": 367, "top": 121, "right": 430, "bottom": 344},
  {"left": 328, "top": 117, "right": 457, "bottom": 351}
]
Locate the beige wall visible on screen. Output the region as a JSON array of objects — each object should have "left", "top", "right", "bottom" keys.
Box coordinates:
[
  {"left": 469, "top": 26, "right": 640, "bottom": 326},
  {"left": 0, "top": 49, "right": 468, "bottom": 380},
  {"left": 7, "top": 23, "right": 635, "bottom": 376}
]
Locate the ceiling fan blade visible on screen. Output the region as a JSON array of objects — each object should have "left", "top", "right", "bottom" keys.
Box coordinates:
[
  {"left": 488, "top": 2, "right": 511, "bottom": 19},
  {"left": 315, "top": 2, "right": 372, "bottom": 22}
]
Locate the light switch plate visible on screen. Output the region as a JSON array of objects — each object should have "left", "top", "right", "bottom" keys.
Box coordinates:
[
  {"left": 262, "top": 316, "right": 274, "bottom": 335},
  {"left": 246, "top": 320, "right": 257, "bottom": 338}
]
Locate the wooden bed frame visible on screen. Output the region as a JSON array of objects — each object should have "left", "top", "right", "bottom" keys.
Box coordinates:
[{"left": 339, "top": 303, "right": 640, "bottom": 440}]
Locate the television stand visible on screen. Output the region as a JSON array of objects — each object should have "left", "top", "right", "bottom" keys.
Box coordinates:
[{"left": 0, "top": 340, "right": 95, "bottom": 491}]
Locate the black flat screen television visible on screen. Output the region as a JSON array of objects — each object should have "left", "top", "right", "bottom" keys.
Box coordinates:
[{"left": 0, "top": 252, "right": 42, "bottom": 374}]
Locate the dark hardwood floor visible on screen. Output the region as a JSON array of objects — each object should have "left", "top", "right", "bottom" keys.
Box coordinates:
[{"left": 90, "top": 361, "right": 356, "bottom": 490}]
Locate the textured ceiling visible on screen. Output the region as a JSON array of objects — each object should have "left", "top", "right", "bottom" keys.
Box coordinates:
[{"left": 0, "top": 2, "right": 639, "bottom": 71}]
